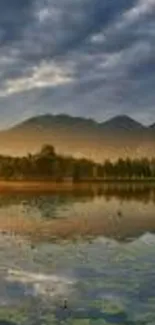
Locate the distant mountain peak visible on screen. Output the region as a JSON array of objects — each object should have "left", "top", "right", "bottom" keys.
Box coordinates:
[
  {"left": 149, "top": 123, "right": 155, "bottom": 129},
  {"left": 10, "top": 113, "right": 97, "bottom": 131},
  {"left": 100, "top": 115, "right": 145, "bottom": 131}
]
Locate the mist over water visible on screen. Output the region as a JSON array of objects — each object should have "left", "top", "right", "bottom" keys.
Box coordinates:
[{"left": 0, "top": 184, "right": 155, "bottom": 324}]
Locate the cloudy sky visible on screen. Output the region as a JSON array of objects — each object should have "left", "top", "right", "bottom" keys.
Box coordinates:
[{"left": 0, "top": 0, "right": 154, "bottom": 128}]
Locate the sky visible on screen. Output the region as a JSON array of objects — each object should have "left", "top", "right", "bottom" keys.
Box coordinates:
[{"left": 0, "top": 0, "right": 154, "bottom": 128}]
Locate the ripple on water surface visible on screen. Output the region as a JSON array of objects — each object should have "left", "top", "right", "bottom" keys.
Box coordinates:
[
  {"left": 0, "top": 187, "right": 155, "bottom": 324},
  {"left": 0, "top": 232, "right": 155, "bottom": 324}
]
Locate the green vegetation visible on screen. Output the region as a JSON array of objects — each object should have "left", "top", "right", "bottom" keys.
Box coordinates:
[
  {"left": 0, "top": 144, "right": 155, "bottom": 181},
  {"left": 0, "top": 306, "right": 28, "bottom": 324}
]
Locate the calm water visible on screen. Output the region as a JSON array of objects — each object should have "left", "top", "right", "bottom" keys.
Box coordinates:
[{"left": 0, "top": 184, "right": 155, "bottom": 324}]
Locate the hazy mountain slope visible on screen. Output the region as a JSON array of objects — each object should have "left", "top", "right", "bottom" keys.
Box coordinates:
[
  {"left": 149, "top": 123, "right": 155, "bottom": 130},
  {"left": 0, "top": 114, "right": 154, "bottom": 161},
  {"left": 100, "top": 115, "right": 145, "bottom": 132}
]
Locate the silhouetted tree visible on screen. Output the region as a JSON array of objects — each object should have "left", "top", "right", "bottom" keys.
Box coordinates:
[{"left": 0, "top": 144, "right": 153, "bottom": 181}]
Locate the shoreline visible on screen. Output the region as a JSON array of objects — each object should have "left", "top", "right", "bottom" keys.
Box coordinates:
[{"left": 0, "top": 179, "right": 154, "bottom": 193}]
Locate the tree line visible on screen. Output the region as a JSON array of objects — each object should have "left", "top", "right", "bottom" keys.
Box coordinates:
[{"left": 0, "top": 144, "right": 155, "bottom": 181}]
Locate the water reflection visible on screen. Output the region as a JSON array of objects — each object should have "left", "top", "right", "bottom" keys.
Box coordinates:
[
  {"left": 1, "top": 184, "right": 155, "bottom": 323},
  {"left": 0, "top": 184, "right": 155, "bottom": 241},
  {"left": 0, "top": 233, "right": 155, "bottom": 324}
]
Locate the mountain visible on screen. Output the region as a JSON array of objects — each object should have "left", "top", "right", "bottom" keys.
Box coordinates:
[
  {"left": 100, "top": 115, "right": 144, "bottom": 132},
  {"left": 10, "top": 114, "right": 98, "bottom": 134},
  {"left": 0, "top": 114, "right": 154, "bottom": 162},
  {"left": 149, "top": 123, "right": 155, "bottom": 129}
]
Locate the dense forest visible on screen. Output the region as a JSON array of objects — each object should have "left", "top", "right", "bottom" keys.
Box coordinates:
[{"left": 0, "top": 144, "right": 155, "bottom": 181}]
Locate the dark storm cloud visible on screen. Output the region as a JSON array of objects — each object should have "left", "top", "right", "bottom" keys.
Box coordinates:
[
  {"left": 0, "top": 0, "right": 34, "bottom": 45},
  {"left": 0, "top": 0, "right": 155, "bottom": 127},
  {"left": 16, "top": 0, "right": 136, "bottom": 62}
]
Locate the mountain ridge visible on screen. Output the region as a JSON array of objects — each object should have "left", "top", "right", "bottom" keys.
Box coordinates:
[
  {"left": 0, "top": 113, "right": 155, "bottom": 161},
  {"left": 7, "top": 113, "right": 150, "bottom": 132}
]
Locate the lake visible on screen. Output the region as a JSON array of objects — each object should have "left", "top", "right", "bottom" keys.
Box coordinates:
[{"left": 0, "top": 183, "right": 155, "bottom": 324}]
